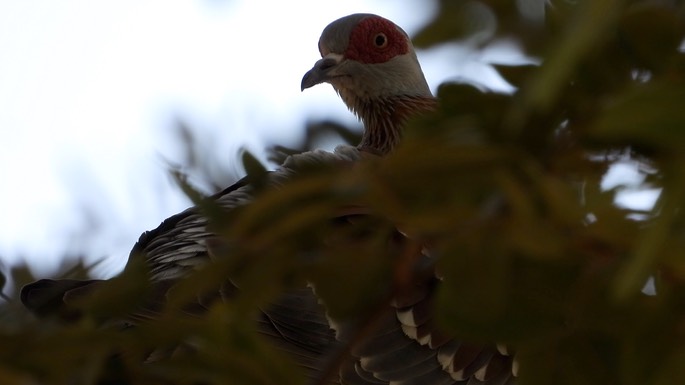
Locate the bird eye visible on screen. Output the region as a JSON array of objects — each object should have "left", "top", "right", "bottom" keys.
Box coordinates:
[{"left": 374, "top": 33, "right": 388, "bottom": 48}]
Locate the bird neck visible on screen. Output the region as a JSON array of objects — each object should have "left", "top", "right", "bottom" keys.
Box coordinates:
[{"left": 355, "top": 95, "right": 437, "bottom": 155}]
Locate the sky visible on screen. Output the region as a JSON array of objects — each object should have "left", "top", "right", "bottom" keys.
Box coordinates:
[{"left": 0, "top": 1, "right": 657, "bottom": 280}]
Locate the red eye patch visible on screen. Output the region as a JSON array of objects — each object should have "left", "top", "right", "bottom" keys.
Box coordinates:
[{"left": 345, "top": 16, "right": 409, "bottom": 64}]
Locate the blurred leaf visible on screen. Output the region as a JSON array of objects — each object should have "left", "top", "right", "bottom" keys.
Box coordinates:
[
  {"left": 307, "top": 220, "right": 395, "bottom": 319},
  {"left": 171, "top": 167, "right": 207, "bottom": 205},
  {"left": 414, "top": 0, "right": 497, "bottom": 46},
  {"left": 612, "top": 164, "right": 685, "bottom": 301},
  {"left": 619, "top": 3, "right": 684, "bottom": 73},
  {"left": 652, "top": 347, "right": 685, "bottom": 385},
  {"left": 492, "top": 64, "right": 538, "bottom": 90},
  {"left": 0, "top": 270, "right": 6, "bottom": 302},
  {"left": 74, "top": 256, "right": 151, "bottom": 321},
  {"left": 242, "top": 150, "right": 268, "bottom": 180},
  {"left": 591, "top": 81, "right": 685, "bottom": 150},
  {"left": 507, "top": 0, "right": 624, "bottom": 133}
]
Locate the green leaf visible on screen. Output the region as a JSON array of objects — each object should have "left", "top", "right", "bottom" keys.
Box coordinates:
[
  {"left": 242, "top": 150, "right": 266, "bottom": 174},
  {"left": 492, "top": 64, "right": 539, "bottom": 90},
  {"left": 506, "top": 0, "right": 625, "bottom": 133},
  {"left": 619, "top": 4, "right": 684, "bottom": 73},
  {"left": 0, "top": 270, "right": 7, "bottom": 302},
  {"left": 413, "top": 0, "right": 497, "bottom": 47},
  {"left": 591, "top": 81, "right": 685, "bottom": 149}
]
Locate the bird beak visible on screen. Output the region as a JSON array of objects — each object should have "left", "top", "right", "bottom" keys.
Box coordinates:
[{"left": 301, "top": 54, "right": 343, "bottom": 91}]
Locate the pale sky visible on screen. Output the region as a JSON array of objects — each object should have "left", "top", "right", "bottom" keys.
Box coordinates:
[{"left": 0, "top": 1, "right": 653, "bottom": 279}]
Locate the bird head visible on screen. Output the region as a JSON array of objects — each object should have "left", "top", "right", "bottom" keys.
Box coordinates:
[{"left": 302, "top": 14, "right": 435, "bottom": 154}]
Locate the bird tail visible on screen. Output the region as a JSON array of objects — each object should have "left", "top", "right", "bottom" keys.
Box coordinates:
[{"left": 21, "top": 278, "right": 104, "bottom": 321}]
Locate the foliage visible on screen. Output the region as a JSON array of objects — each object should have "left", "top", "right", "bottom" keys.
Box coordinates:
[{"left": 2, "top": 1, "right": 685, "bottom": 384}]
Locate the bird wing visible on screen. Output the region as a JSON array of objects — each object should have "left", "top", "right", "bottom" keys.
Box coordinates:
[
  {"left": 21, "top": 144, "right": 516, "bottom": 384},
  {"left": 327, "top": 249, "right": 516, "bottom": 385},
  {"left": 130, "top": 145, "right": 363, "bottom": 281}
]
